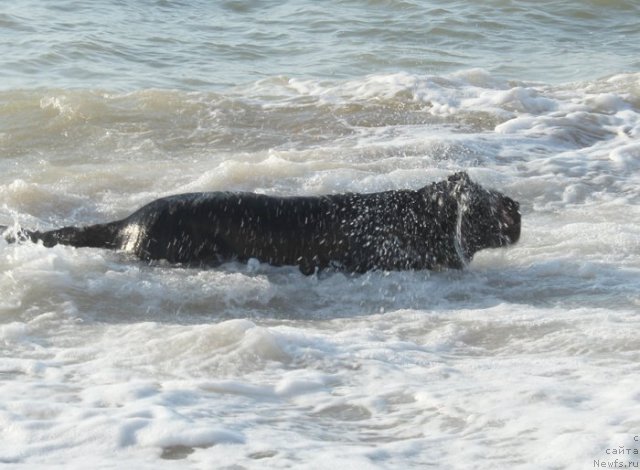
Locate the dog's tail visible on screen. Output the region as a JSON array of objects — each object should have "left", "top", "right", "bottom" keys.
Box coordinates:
[
  {"left": 0, "top": 224, "right": 17, "bottom": 243},
  {"left": 1, "top": 222, "right": 123, "bottom": 250}
]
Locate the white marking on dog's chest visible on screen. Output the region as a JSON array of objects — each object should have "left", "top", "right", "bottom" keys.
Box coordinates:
[{"left": 454, "top": 198, "right": 469, "bottom": 268}]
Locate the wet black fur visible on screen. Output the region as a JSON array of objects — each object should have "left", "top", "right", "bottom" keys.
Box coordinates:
[{"left": 1, "top": 172, "right": 520, "bottom": 274}]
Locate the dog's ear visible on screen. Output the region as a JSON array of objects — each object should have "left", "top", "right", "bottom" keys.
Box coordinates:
[
  {"left": 448, "top": 172, "right": 472, "bottom": 198},
  {"left": 447, "top": 172, "right": 471, "bottom": 186}
]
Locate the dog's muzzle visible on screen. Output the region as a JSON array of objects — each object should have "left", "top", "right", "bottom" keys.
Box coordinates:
[{"left": 499, "top": 197, "right": 521, "bottom": 245}]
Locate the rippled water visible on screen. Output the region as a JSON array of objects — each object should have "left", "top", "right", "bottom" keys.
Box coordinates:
[
  {"left": 1, "top": 1, "right": 640, "bottom": 469},
  {"left": 2, "top": 0, "right": 639, "bottom": 90}
]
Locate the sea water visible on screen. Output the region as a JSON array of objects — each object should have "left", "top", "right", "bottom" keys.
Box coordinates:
[{"left": 1, "top": 1, "right": 639, "bottom": 468}]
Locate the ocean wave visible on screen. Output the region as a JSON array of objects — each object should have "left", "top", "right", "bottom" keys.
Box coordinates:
[
  {"left": 1, "top": 72, "right": 637, "bottom": 177},
  {"left": 0, "top": 72, "right": 633, "bottom": 131}
]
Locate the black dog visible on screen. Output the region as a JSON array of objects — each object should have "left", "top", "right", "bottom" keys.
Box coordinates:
[{"left": 1, "top": 172, "right": 520, "bottom": 274}]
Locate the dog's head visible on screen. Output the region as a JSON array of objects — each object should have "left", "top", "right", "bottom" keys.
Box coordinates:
[{"left": 447, "top": 172, "right": 520, "bottom": 263}]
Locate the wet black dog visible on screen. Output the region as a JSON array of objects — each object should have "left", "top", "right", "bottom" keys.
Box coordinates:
[{"left": 1, "top": 172, "right": 520, "bottom": 274}]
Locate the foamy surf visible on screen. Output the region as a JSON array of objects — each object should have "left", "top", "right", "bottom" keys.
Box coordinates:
[{"left": 2, "top": 0, "right": 640, "bottom": 466}]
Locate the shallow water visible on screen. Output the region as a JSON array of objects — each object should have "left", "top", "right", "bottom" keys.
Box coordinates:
[{"left": 1, "top": 1, "right": 640, "bottom": 469}]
